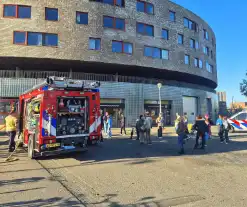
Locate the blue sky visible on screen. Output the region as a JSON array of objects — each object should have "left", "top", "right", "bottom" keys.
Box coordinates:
[{"left": 171, "top": 0, "right": 246, "bottom": 104}]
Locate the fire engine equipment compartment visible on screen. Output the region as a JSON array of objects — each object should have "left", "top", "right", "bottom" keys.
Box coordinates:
[{"left": 57, "top": 97, "right": 87, "bottom": 136}]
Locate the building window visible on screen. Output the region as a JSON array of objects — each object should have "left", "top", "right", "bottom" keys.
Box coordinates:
[
  {"left": 184, "top": 55, "right": 190, "bottom": 65},
  {"left": 3, "top": 5, "right": 31, "bottom": 19},
  {"left": 89, "top": 38, "right": 101, "bottom": 50},
  {"left": 194, "top": 58, "right": 199, "bottom": 67},
  {"left": 13, "top": 31, "right": 26, "bottom": 44},
  {"left": 206, "top": 62, "right": 213, "bottom": 73},
  {"left": 144, "top": 46, "right": 169, "bottom": 60},
  {"left": 178, "top": 34, "right": 183, "bottom": 44},
  {"left": 195, "top": 41, "right": 199, "bottom": 50},
  {"left": 13, "top": 31, "right": 58, "bottom": 47},
  {"left": 103, "top": 16, "right": 125, "bottom": 30},
  {"left": 136, "top": 23, "right": 154, "bottom": 36},
  {"left": 45, "top": 8, "right": 58, "bottom": 21},
  {"left": 161, "top": 29, "right": 169, "bottom": 40},
  {"left": 184, "top": 17, "right": 198, "bottom": 31},
  {"left": 211, "top": 50, "right": 213, "bottom": 59},
  {"left": 89, "top": 0, "right": 125, "bottom": 7},
  {"left": 190, "top": 39, "right": 195, "bottom": 48},
  {"left": 204, "top": 29, "right": 209, "bottom": 40},
  {"left": 136, "top": 1, "right": 154, "bottom": 15},
  {"left": 199, "top": 59, "right": 203, "bottom": 68},
  {"left": 203, "top": 46, "right": 209, "bottom": 55},
  {"left": 169, "top": 11, "right": 175, "bottom": 22},
  {"left": 76, "top": 12, "right": 88, "bottom": 25},
  {"left": 112, "top": 41, "right": 133, "bottom": 54}
]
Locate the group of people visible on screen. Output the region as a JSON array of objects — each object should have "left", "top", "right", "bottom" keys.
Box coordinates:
[
  {"left": 175, "top": 113, "right": 231, "bottom": 155},
  {"left": 132, "top": 112, "right": 153, "bottom": 144}
]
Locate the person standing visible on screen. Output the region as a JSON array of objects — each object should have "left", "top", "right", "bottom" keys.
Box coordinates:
[
  {"left": 205, "top": 114, "right": 213, "bottom": 139},
  {"left": 103, "top": 112, "right": 108, "bottom": 136},
  {"left": 137, "top": 115, "right": 145, "bottom": 144},
  {"left": 216, "top": 115, "right": 224, "bottom": 143},
  {"left": 135, "top": 118, "right": 140, "bottom": 140},
  {"left": 144, "top": 112, "right": 153, "bottom": 144},
  {"left": 156, "top": 113, "right": 163, "bottom": 138},
  {"left": 193, "top": 115, "right": 208, "bottom": 149},
  {"left": 106, "top": 114, "right": 112, "bottom": 138},
  {"left": 120, "top": 114, "right": 126, "bottom": 135},
  {"left": 175, "top": 116, "right": 186, "bottom": 154},
  {"left": 5, "top": 110, "right": 18, "bottom": 152},
  {"left": 222, "top": 116, "right": 231, "bottom": 144}
]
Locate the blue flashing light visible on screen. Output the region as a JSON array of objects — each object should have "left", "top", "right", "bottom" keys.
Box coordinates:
[
  {"left": 42, "top": 86, "right": 49, "bottom": 91},
  {"left": 92, "top": 89, "right": 100, "bottom": 92}
]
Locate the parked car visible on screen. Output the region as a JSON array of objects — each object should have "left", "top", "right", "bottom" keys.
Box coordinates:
[{"left": 228, "top": 110, "right": 247, "bottom": 133}]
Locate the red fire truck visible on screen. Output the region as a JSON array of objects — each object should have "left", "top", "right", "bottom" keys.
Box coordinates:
[{"left": 19, "top": 76, "right": 101, "bottom": 158}]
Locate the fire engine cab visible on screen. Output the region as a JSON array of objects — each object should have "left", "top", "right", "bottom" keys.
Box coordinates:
[{"left": 19, "top": 76, "right": 101, "bottom": 158}]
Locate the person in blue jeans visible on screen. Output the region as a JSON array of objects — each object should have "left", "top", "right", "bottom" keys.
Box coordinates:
[
  {"left": 107, "top": 114, "right": 112, "bottom": 138},
  {"left": 216, "top": 115, "right": 224, "bottom": 142},
  {"left": 176, "top": 116, "right": 186, "bottom": 155}
]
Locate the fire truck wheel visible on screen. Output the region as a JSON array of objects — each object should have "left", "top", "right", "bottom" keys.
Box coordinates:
[{"left": 28, "top": 135, "right": 35, "bottom": 159}]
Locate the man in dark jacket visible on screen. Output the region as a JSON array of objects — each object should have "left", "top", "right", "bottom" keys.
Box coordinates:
[
  {"left": 193, "top": 115, "right": 209, "bottom": 149},
  {"left": 120, "top": 114, "right": 126, "bottom": 135}
]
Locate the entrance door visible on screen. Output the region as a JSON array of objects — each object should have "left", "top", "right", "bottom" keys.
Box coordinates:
[
  {"left": 207, "top": 98, "right": 213, "bottom": 118},
  {"left": 183, "top": 96, "right": 197, "bottom": 124}
]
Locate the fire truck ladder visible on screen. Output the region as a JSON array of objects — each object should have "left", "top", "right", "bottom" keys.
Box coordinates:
[{"left": 23, "top": 76, "right": 100, "bottom": 94}]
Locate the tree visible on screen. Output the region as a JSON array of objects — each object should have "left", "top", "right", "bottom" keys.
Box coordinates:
[{"left": 240, "top": 75, "right": 247, "bottom": 97}]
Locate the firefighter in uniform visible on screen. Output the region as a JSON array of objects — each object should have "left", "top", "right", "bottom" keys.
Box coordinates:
[{"left": 5, "top": 109, "right": 18, "bottom": 152}]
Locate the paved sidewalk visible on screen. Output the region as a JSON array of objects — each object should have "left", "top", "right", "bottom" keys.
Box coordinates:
[{"left": 0, "top": 136, "right": 84, "bottom": 207}]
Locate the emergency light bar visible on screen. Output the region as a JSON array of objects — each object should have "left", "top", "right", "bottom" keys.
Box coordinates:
[{"left": 23, "top": 76, "right": 100, "bottom": 94}]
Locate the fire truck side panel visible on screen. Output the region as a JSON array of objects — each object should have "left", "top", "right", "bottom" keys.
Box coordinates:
[{"left": 88, "top": 91, "right": 101, "bottom": 141}]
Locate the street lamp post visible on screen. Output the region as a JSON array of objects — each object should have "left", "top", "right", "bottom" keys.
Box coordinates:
[{"left": 157, "top": 83, "right": 162, "bottom": 114}]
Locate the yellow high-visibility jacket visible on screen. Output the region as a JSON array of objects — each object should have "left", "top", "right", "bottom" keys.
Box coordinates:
[{"left": 5, "top": 115, "right": 17, "bottom": 132}]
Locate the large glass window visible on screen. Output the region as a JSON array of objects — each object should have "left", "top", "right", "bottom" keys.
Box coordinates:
[
  {"left": 4, "top": 5, "right": 31, "bottom": 18},
  {"left": 45, "top": 8, "right": 58, "bottom": 21},
  {"left": 14, "top": 31, "right": 58, "bottom": 47},
  {"left": 137, "top": 23, "right": 154, "bottom": 36},
  {"left": 112, "top": 41, "right": 132, "bottom": 54},
  {"left": 4, "top": 5, "right": 16, "bottom": 17},
  {"left": 195, "top": 41, "right": 199, "bottom": 49},
  {"left": 194, "top": 58, "right": 199, "bottom": 67},
  {"left": 13, "top": 31, "right": 26, "bottom": 44},
  {"left": 103, "top": 16, "right": 125, "bottom": 30},
  {"left": 115, "top": 18, "right": 125, "bottom": 30},
  {"left": 43, "top": 34, "right": 58, "bottom": 46},
  {"left": 27, "top": 32, "right": 42, "bottom": 46},
  {"left": 144, "top": 46, "right": 168, "bottom": 60},
  {"left": 162, "top": 29, "right": 169, "bottom": 40},
  {"left": 204, "top": 29, "right": 209, "bottom": 40},
  {"left": 199, "top": 59, "right": 203, "bottom": 68},
  {"left": 144, "top": 46, "right": 152, "bottom": 57},
  {"left": 161, "top": 49, "right": 169, "bottom": 60},
  {"left": 184, "top": 17, "right": 198, "bottom": 31},
  {"left": 178, "top": 34, "right": 183, "bottom": 44},
  {"left": 76, "top": 12, "right": 88, "bottom": 24},
  {"left": 136, "top": 1, "right": 154, "bottom": 14},
  {"left": 18, "top": 6, "right": 31, "bottom": 18},
  {"left": 190, "top": 39, "right": 195, "bottom": 48},
  {"left": 206, "top": 61, "right": 213, "bottom": 72},
  {"left": 89, "top": 38, "right": 101, "bottom": 50},
  {"left": 169, "top": 11, "right": 175, "bottom": 22},
  {"left": 90, "top": 0, "right": 124, "bottom": 7},
  {"left": 184, "top": 55, "right": 190, "bottom": 65},
  {"left": 203, "top": 46, "right": 209, "bottom": 55}
]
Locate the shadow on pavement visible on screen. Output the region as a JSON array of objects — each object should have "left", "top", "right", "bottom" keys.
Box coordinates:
[
  {"left": 0, "top": 187, "right": 46, "bottom": 195},
  {"left": 90, "top": 193, "right": 205, "bottom": 207},
  {"left": 0, "top": 177, "right": 46, "bottom": 186},
  {"left": 0, "top": 197, "right": 82, "bottom": 207}
]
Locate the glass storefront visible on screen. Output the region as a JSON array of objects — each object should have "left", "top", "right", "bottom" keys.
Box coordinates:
[{"left": 144, "top": 100, "right": 172, "bottom": 126}]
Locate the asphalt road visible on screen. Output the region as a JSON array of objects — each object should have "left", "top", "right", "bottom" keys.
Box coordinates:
[{"left": 35, "top": 132, "right": 247, "bottom": 207}]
